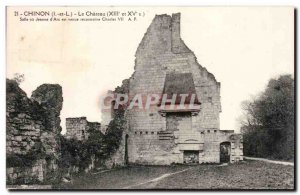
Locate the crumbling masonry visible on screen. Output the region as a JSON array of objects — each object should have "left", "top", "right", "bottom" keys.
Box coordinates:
[
  {"left": 103, "top": 13, "right": 243, "bottom": 165},
  {"left": 65, "top": 117, "right": 101, "bottom": 141},
  {"left": 6, "top": 79, "right": 63, "bottom": 184}
]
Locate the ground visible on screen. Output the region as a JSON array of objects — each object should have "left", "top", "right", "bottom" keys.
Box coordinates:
[{"left": 58, "top": 160, "right": 294, "bottom": 190}]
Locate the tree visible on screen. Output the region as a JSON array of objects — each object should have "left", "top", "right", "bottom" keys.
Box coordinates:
[
  {"left": 240, "top": 74, "right": 294, "bottom": 160},
  {"left": 12, "top": 73, "right": 25, "bottom": 85}
]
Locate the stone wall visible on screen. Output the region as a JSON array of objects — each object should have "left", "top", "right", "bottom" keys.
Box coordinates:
[
  {"left": 127, "top": 13, "right": 222, "bottom": 164},
  {"left": 6, "top": 79, "right": 63, "bottom": 184},
  {"left": 7, "top": 159, "right": 46, "bottom": 184},
  {"left": 106, "top": 13, "right": 243, "bottom": 165},
  {"left": 31, "top": 84, "right": 63, "bottom": 134},
  {"left": 65, "top": 117, "right": 101, "bottom": 141}
]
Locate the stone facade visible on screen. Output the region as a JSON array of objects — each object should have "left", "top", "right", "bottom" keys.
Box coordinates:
[
  {"left": 105, "top": 13, "right": 243, "bottom": 165},
  {"left": 6, "top": 159, "right": 46, "bottom": 184},
  {"left": 65, "top": 117, "right": 101, "bottom": 141},
  {"left": 6, "top": 79, "right": 62, "bottom": 184}
]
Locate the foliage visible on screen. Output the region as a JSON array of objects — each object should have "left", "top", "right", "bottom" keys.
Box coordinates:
[
  {"left": 240, "top": 75, "right": 294, "bottom": 160},
  {"left": 59, "top": 129, "right": 105, "bottom": 173},
  {"left": 60, "top": 137, "right": 79, "bottom": 169},
  {"left": 59, "top": 110, "right": 125, "bottom": 174},
  {"left": 103, "top": 110, "right": 125, "bottom": 157},
  {"left": 12, "top": 73, "right": 25, "bottom": 85},
  {"left": 59, "top": 80, "right": 127, "bottom": 175}
]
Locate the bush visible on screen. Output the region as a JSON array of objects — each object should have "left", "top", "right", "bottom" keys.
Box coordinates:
[{"left": 59, "top": 110, "right": 126, "bottom": 175}]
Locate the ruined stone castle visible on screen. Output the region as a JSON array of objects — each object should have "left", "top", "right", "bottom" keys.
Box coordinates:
[
  {"left": 6, "top": 79, "right": 63, "bottom": 184},
  {"left": 65, "top": 117, "right": 101, "bottom": 141},
  {"left": 104, "top": 13, "right": 243, "bottom": 165}
]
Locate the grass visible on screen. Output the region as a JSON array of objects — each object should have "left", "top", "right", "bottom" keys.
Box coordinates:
[{"left": 57, "top": 160, "right": 294, "bottom": 190}]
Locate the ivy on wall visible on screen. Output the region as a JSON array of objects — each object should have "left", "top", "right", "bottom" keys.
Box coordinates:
[
  {"left": 59, "top": 110, "right": 125, "bottom": 173},
  {"left": 7, "top": 142, "right": 47, "bottom": 168}
]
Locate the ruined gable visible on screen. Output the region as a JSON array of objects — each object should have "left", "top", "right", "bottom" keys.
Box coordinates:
[
  {"left": 128, "top": 13, "right": 221, "bottom": 134},
  {"left": 106, "top": 13, "right": 243, "bottom": 165}
]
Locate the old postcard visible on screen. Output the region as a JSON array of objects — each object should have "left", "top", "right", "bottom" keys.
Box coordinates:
[{"left": 6, "top": 6, "right": 295, "bottom": 190}]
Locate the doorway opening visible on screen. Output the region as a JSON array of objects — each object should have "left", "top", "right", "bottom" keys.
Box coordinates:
[{"left": 220, "top": 142, "right": 231, "bottom": 163}]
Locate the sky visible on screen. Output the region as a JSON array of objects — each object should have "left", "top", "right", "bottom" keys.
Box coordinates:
[{"left": 6, "top": 7, "right": 294, "bottom": 134}]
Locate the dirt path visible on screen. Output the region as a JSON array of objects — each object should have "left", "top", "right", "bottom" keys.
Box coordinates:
[
  {"left": 59, "top": 161, "right": 294, "bottom": 189},
  {"left": 244, "top": 156, "right": 294, "bottom": 166},
  {"left": 123, "top": 167, "right": 193, "bottom": 189}
]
